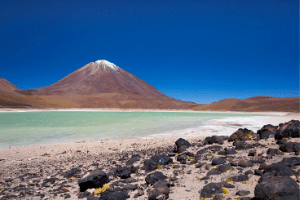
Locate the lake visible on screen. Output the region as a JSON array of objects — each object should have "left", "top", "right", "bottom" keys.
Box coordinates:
[{"left": 0, "top": 111, "right": 271, "bottom": 148}]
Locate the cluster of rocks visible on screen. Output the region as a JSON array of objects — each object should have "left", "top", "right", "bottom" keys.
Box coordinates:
[{"left": 0, "top": 120, "right": 299, "bottom": 200}]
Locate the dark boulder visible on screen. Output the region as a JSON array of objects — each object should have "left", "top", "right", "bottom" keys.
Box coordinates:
[
  {"left": 176, "top": 154, "right": 187, "bottom": 163},
  {"left": 212, "top": 158, "right": 226, "bottom": 165},
  {"left": 197, "top": 148, "right": 208, "bottom": 155},
  {"left": 259, "top": 163, "right": 295, "bottom": 176},
  {"left": 195, "top": 162, "right": 206, "bottom": 168},
  {"left": 199, "top": 182, "right": 223, "bottom": 198},
  {"left": 238, "top": 160, "right": 253, "bottom": 168},
  {"left": 280, "top": 157, "right": 300, "bottom": 167},
  {"left": 229, "top": 174, "right": 248, "bottom": 182},
  {"left": 233, "top": 141, "right": 248, "bottom": 150},
  {"left": 279, "top": 142, "right": 300, "bottom": 153},
  {"left": 207, "top": 164, "right": 231, "bottom": 176},
  {"left": 266, "top": 148, "right": 280, "bottom": 155},
  {"left": 204, "top": 136, "right": 227, "bottom": 145},
  {"left": 257, "top": 124, "right": 278, "bottom": 139},
  {"left": 240, "top": 197, "right": 251, "bottom": 200},
  {"left": 275, "top": 120, "right": 300, "bottom": 140},
  {"left": 251, "top": 159, "right": 265, "bottom": 164},
  {"left": 121, "top": 184, "right": 137, "bottom": 191},
  {"left": 63, "top": 168, "right": 81, "bottom": 179},
  {"left": 218, "top": 147, "right": 237, "bottom": 155},
  {"left": 145, "top": 171, "right": 167, "bottom": 185},
  {"left": 248, "top": 150, "right": 256, "bottom": 156},
  {"left": 276, "top": 139, "right": 287, "bottom": 145},
  {"left": 259, "top": 124, "right": 278, "bottom": 134},
  {"left": 143, "top": 154, "right": 173, "bottom": 171},
  {"left": 126, "top": 155, "right": 141, "bottom": 166},
  {"left": 260, "top": 131, "right": 276, "bottom": 139},
  {"left": 228, "top": 128, "right": 253, "bottom": 142},
  {"left": 254, "top": 175, "right": 300, "bottom": 200},
  {"left": 236, "top": 190, "right": 250, "bottom": 196},
  {"left": 99, "top": 189, "right": 129, "bottom": 200},
  {"left": 206, "top": 145, "right": 223, "bottom": 152},
  {"left": 200, "top": 182, "right": 234, "bottom": 198},
  {"left": 175, "top": 138, "right": 191, "bottom": 153},
  {"left": 115, "top": 167, "right": 132, "bottom": 179},
  {"left": 254, "top": 169, "right": 263, "bottom": 176},
  {"left": 148, "top": 180, "right": 169, "bottom": 200},
  {"left": 78, "top": 170, "right": 109, "bottom": 192}
]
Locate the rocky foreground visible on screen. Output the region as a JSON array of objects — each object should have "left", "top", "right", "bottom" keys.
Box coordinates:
[{"left": 0, "top": 120, "right": 300, "bottom": 200}]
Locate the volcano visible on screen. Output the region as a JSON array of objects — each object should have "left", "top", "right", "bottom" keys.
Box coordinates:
[
  {"left": 35, "top": 60, "right": 168, "bottom": 98},
  {"left": 3, "top": 60, "right": 197, "bottom": 109}
]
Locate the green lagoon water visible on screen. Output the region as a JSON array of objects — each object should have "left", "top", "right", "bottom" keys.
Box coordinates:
[{"left": 0, "top": 111, "right": 269, "bottom": 148}]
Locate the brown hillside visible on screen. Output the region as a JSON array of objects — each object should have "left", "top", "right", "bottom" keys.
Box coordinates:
[{"left": 193, "top": 96, "right": 300, "bottom": 112}]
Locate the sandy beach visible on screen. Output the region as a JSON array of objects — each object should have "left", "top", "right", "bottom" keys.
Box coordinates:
[{"left": 0, "top": 111, "right": 299, "bottom": 199}]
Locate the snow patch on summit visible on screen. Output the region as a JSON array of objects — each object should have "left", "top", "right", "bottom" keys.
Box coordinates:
[{"left": 95, "top": 60, "right": 119, "bottom": 70}]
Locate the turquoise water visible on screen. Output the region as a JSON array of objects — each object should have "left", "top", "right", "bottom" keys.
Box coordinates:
[{"left": 0, "top": 111, "right": 267, "bottom": 148}]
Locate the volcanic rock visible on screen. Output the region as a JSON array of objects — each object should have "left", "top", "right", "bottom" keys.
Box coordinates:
[
  {"left": 259, "top": 163, "right": 295, "bottom": 176},
  {"left": 228, "top": 128, "right": 253, "bottom": 142},
  {"left": 279, "top": 142, "right": 300, "bottom": 153},
  {"left": 78, "top": 170, "right": 109, "bottom": 192},
  {"left": 207, "top": 164, "right": 231, "bottom": 176},
  {"left": 143, "top": 154, "right": 173, "bottom": 171},
  {"left": 99, "top": 189, "right": 129, "bottom": 200},
  {"left": 115, "top": 167, "right": 132, "bottom": 179},
  {"left": 212, "top": 158, "right": 226, "bottom": 165},
  {"left": 175, "top": 138, "right": 191, "bottom": 153},
  {"left": 254, "top": 175, "right": 300, "bottom": 200},
  {"left": 204, "top": 136, "right": 227, "bottom": 145},
  {"left": 145, "top": 172, "right": 167, "bottom": 185},
  {"left": 199, "top": 182, "right": 234, "bottom": 198},
  {"left": 148, "top": 180, "right": 170, "bottom": 200},
  {"left": 276, "top": 120, "right": 300, "bottom": 139},
  {"left": 126, "top": 154, "right": 141, "bottom": 166},
  {"left": 63, "top": 168, "right": 81, "bottom": 179},
  {"left": 236, "top": 190, "right": 250, "bottom": 196}
]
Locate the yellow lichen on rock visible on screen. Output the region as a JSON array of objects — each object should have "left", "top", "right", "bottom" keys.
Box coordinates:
[
  {"left": 157, "top": 164, "right": 163, "bottom": 169},
  {"left": 222, "top": 187, "right": 229, "bottom": 194},
  {"left": 225, "top": 178, "right": 233, "bottom": 182},
  {"left": 93, "top": 184, "right": 110, "bottom": 194}
]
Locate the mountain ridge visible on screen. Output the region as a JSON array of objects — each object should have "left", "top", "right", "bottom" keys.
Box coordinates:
[
  {"left": 0, "top": 60, "right": 298, "bottom": 112},
  {"left": 193, "top": 96, "right": 299, "bottom": 112}
]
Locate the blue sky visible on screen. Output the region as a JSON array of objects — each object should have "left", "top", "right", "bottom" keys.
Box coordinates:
[{"left": 0, "top": 0, "right": 298, "bottom": 104}]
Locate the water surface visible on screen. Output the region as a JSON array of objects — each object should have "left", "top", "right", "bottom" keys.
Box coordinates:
[{"left": 0, "top": 111, "right": 269, "bottom": 148}]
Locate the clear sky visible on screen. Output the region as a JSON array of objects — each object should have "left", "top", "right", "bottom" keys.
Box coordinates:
[{"left": 0, "top": 0, "right": 298, "bottom": 104}]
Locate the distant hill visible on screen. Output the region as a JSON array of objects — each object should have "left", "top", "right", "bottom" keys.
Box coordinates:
[
  {"left": 193, "top": 96, "right": 299, "bottom": 112},
  {"left": 0, "top": 78, "right": 32, "bottom": 107}
]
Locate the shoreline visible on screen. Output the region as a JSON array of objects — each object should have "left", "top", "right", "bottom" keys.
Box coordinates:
[{"left": 0, "top": 107, "right": 289, "bottom": 115}]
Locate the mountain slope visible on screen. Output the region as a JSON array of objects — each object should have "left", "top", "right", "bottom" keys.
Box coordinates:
[
  {"left": 35, "top": 60, "right": 166, "bottom": 98},
  {"left": 0, "top": 79, "right": 33, "bottom": 107}
]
